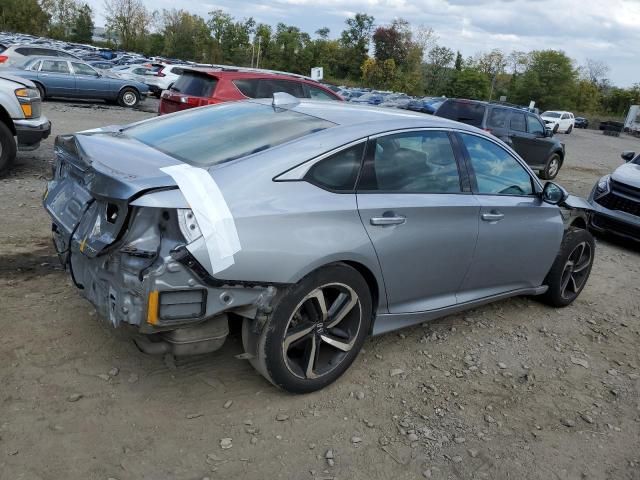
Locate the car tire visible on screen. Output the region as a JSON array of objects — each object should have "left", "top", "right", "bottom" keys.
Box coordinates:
[
  {"left": 34, "top": 82, "right": 46, "bottom": 100},
  {"left": 242, "top": 263, "right": 372, "bottom": 393},
  {"left": 117, "top": 88, "right": 140, "bottom": 108},
  {"left": 0, "top": 121, "right": 17, "bottom": 177},
  {"left": 566, "top": 125, "right": 573, "bottom": 134},
  {"left": 540, "top": 153, "right": 561, "bottom": 180},
  {"left": 553, "top": 124, "right": 559, "bottom": 134},
  {"left": 538, "top": 228, "right": 595, "bottom": 308}
]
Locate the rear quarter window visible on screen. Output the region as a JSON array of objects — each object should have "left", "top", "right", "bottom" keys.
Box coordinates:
[
  {"left": 437, "top": 101, "right": 486, "bottom": 128},
  {"left": 171, "top": 72, "right": 218, "bottom": 97},
  {"left": 233, "top": 79, "right": 258, "bottom": 98}
]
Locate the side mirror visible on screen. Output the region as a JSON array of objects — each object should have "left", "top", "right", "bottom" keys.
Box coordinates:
[
  {"left": 544, "top": 127, "right": 553, "bottom": 138},
  {"left": 621, "top": 151, "right": 636, "bottom": 162},
  {"left": 542, "top": 181, "right": 568, "bottom": 205}
]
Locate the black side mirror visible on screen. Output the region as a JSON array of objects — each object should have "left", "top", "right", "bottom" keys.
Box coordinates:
[
  {"left": 621, "top": 151, "right": 636, "bottom": 162},
  {"left": 544, "top": 127, "right": 553, "bottom": 138},
  {"left": 542, "top": 181, "right": 568, "bottom": 205}
]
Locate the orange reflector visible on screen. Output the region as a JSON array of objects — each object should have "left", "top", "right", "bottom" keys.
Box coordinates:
[
  {"left": 20, "top": 103, "right": 32, "bottom": 118},
  {"left": 147, "top": 291, "right": 159, "bottom": 325}
]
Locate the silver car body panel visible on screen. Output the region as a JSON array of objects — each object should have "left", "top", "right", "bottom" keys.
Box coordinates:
[{"left": 43, "top": 99, "right": 585, "bottom": 338}]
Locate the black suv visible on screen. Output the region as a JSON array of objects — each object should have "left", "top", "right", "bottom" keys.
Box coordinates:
[{"left": 435, "top": 99, "right": 566, "bottom": 179}]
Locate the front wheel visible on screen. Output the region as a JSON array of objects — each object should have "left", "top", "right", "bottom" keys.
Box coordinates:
[
  {"left": 243, "top": 264, "right": 372, "bottom": 393},
  {"left": 540, "top": 153, "right": 561, "bottom": 180},
  {"left": 538, "top": 228, "right": 595, "bottom": 308},
  {"left": 553, "top": 124, "right": 559, "bottom": 134},
  {"left": 118, "top": 88, "right": 140, "bottom": 108}
]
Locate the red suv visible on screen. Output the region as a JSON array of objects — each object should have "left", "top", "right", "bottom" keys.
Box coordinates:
[{"left": 158, "top": 68, "right": 342, "bottom": 115}]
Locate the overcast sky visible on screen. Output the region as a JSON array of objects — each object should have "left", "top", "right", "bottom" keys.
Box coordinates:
[{"left": 88, "top": 0, "right": 639, "bottom": 87}]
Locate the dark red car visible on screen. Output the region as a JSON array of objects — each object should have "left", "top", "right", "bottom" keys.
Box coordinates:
[{"left": 159, "top": 68, "right": 343, "bottom": 115}]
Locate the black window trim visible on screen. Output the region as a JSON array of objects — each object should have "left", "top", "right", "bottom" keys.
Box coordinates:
[
  {"left": 273, "top": 138, "right": 368, "bottom": 189},
  {"left": 355, "top": 127, "right": 471, "bottom": 195},
  {"left": 454, "top": 130, "right": 542, "bottom": 198}
]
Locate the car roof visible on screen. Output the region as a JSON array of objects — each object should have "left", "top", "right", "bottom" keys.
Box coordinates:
[{"left": 251, "top": 98, "right": 478, "bottom": 131}]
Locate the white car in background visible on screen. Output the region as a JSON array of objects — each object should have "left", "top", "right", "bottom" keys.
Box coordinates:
[
  {"left": 142, "top": 63, "right": 185, "bottom": 98},
  {"left": 108, "top": 64, "right": 152, "bottom": 83},
  {"left": 541, "top": 111, "right": 575, "bottom": 134}
]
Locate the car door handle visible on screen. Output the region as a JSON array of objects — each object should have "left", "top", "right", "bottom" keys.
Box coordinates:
[
  {"left": 481, "top": 212, "right": 505, "bottom": 222},
  {"left": 370, "top": 216, "right": 406, "bottom": 226},
  {"left": 41, "top": 73, "right": 49, "bottom": 77}
]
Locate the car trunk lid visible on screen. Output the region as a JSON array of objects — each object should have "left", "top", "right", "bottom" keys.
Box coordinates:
[{"left": 44, "top": 131, "right": 179, "bottom": 261}]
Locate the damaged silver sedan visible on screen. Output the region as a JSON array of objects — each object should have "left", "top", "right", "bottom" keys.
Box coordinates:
[{"left": 44, "top": 94, "right": 595, "bottom": 392}]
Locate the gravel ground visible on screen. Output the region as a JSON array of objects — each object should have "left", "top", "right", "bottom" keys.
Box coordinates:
[{"left": 1, "top": 99, "right": 639, "bottom": 480}]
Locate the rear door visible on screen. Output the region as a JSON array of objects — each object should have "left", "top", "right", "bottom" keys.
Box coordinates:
[
  {"left": 356, "top": 129, "right": 480, "bottom": 313},
  {"left": 38, "top": 59, "right": 75, "bottom": 97},
  {"left": 455, "top": 132, "right": 563, "bottom": 302}
]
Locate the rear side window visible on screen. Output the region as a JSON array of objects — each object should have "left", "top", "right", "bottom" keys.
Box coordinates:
[
  {"left": 257, "top": 79, "right": 305, "bottom": 98},
  {"left": 233, "top": 79, "right": 258, "bottom": 98},
  {"left": 488, "top": 108, "right": 509, "bottom": 129},
  {"left": 41, "top": 60, "right": 70, "bottom": 74},
  {"left": 305, "top": 143, "right": 365, "bottom": 191},
  {"left": 510, "top": 113, "right": 526, "bottom": 132},
  {"left": 170, "top": 67, "right": 184, "bottom": 75},
  {"left": 125, "top": 102, "right": 335, "bottom": 167},
  {"left": 15, "top": 47, "right": 34, "bottom": 55},
  {"left": 171, "top": 72, "right": 218, "bottom": 97},
  {"left": 0, "top": 45, "right": 7, "bottom": 54},
  {"left": 436, "top": 101, "right": 486, "bottom": 128}
]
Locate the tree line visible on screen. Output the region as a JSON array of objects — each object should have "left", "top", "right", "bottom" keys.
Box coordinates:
[{"left": 1, "top": 0, "right": 638, "bottom": 115}]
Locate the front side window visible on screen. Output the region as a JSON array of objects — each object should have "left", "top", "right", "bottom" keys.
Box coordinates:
[
  {"left": 305, "top": 143, "right": 365, "bottom": 191},
  {"left": 41, "top": 60, "right": 70, "bottom": 74},
  {"left": 359, "top": 130, "right": 461, "bottom": 193},
  {"left": 125, "top": 102, "right": 335, "bottom": 167},
  {"left": 460, "top": 133, "right": 533, "bottom": 196},
  {"left": 308, "top": 86, "right": 338, "bottom": 101},
  {"left": 527, "top": 115, "right": 545, "bottom": 136},
  {"left": 72, "top": 62, "right": 97, "bottom": 76},
  {"left": 27, "top": 60, "right": 42, "bottom": 71}
]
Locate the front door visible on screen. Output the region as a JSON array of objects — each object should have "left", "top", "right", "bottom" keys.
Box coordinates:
[
  {"left": 455, "top": 132, "right": 563, "bottom": 303},
  {"left": 38, "top": 59, "right": 74, "bottom": 97},
  {"left": 508, "top": 112, "right": 550, "bottom": 169},
  {"left": 71, "top": 62, "right": 110, "bottom": 99},
  {"left": 356, "top": 130, "right": 480, "bottom": 314}
]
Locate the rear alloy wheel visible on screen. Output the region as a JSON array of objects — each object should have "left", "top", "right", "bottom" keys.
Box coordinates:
[
  {"left": 0, "top": 121, "right": 17, "bottom": 177},
  {"left": 538, "top": 228, "right": 595, "bottom": 308},
  {"left": 540, "top": 153, "right": 561, "bottom": 180},
  {"left": 243, "top": 264, "right": 372, "bottom": 393},
  {"left": 566, "top": 125, "right": 573, "bottom": 134},
  {"left": 118, "top": 88, "right": 140, "bottom": 108}
]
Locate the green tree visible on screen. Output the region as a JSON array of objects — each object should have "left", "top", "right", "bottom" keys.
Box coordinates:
[
  {"left": 104, "top": 0, "right": 152, "bottom": 51},
  {"left": 454, "top": 51, "right": 463, "bottom": 71},
  {"left": 162, "top": 9, "right": 211, "bottom": 62},
  {"left": 512, "top": 50, "right": 577, "bottom": 111},
  {"left": 0, "top": 0, "right": 50, "bottom": 35},
  {"left": 448, "top": 68, "right": 490, "bottom": 99},
  {"left": 339, "top": 13, "right": 374, "bottom": 79},
  {"left": 71, "top": 3, "right": 94, "bottom": 43},
  {"left": 424, "top": 45, "right": 454, "bottom": 95},
  {"left": 42, "top": 0, "right": 79, "bottom": 39}
]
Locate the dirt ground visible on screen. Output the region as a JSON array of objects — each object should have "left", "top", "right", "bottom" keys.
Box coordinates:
[{"left": 1, "top": 99, "right": 639, "bottom": 480}]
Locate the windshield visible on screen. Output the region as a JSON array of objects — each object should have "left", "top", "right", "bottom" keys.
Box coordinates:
[
  {"left": 542, "top": 112, "right": 561, "bottom": 118},
  {"left": 125, "top": 102, "right": 335, "bottom": 167}
]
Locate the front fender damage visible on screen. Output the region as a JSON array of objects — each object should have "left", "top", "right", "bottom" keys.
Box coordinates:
[{"left": 559, "top": 194, "right": 594, "bottom": 230}]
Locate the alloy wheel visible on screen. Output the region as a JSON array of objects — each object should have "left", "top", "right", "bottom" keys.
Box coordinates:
[
  {"left": 282, "top": 283, "right": 362, "bottom": 380},
  {"left": 122, "top": 91, "right": 137, "bottom": 106},
  {"left": 548, "top": 157, "right": 559, "bottom": 178},
  {"left": 560, "top": 241, "right": 592, "bottom": 299}
]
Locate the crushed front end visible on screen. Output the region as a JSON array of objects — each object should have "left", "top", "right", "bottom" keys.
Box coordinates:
[{"left": 43, "top": 133, "right": 275, "bottom": 355}]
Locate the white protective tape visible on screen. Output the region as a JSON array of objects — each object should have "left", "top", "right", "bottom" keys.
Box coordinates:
[{"left": 160, "top": 164, "right": 241, "bottom": 275}]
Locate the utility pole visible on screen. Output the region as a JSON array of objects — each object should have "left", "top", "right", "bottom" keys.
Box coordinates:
[{"left": 256, "top": 36, "right": 262, "bottom": 69}]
